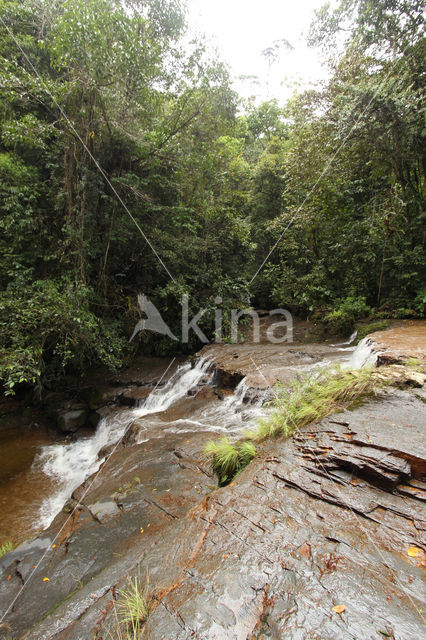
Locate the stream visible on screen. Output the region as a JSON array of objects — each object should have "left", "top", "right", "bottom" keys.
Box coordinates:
[
  {"left": 0, "top": 336, "right": 366, "bottom": 546},
  {"left": 1, "top": 325, "right": 424, "bottom": 640}
]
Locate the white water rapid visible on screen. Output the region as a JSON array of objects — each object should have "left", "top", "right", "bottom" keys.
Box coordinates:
[
  {"left": 34, "top": 357, "right": 266, "bottom": 528},
  {"left": 34, "top": 336, "right": 378, "bottom": 529},
  {"left": 349, "top": 337, "right": 378, "bottom": 368}
]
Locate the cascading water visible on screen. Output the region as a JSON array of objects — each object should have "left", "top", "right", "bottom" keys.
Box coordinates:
[
  {"left": 34, "top": 357, "right": 265, "bottom": 528},
  {"left": 157, "top": 377, "right": 268, "bottom": 438},
  {"left": 34, "top": 336, "right": 376, "bottom": 530},
  {"left": 35, "top": 411, "right": 132, "bottom": 528},
  {"left": 333, "top": 329, "right": 358, "bottom": 347},
  {"left": 133, "top": 357, "right": 212, "bottom": 418},
  {"left": 349, "top": 337, "right": 378, "bottom": 368},
  {"left": 35, "top": 358, "right": 212, "bottom": 528}
]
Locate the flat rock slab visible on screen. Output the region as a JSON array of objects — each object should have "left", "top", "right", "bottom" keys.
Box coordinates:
[
  {"left": 200, "top": 342, "right": 350, "bottom": 390},
  {"left": 0, "top": 432, "right": 214, "bottom": 638},
  {"left": 102, "top": 388, "right": 423, "bottom": 640}
]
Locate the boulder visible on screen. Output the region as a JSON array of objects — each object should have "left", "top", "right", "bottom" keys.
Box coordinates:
[{"left": 57, "top": 406, "right": 88, "bottom": 433}]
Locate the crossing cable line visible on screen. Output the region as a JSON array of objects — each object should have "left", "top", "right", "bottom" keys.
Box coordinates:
[
  {"left": 249, "top": 59, "right": 412, "bottom": 284},
  {"left": 0, "top": 15, "right": 175, "bottom": 283},
  {"left": 0, "top": 357, "right": 176, "bottom": 624}
]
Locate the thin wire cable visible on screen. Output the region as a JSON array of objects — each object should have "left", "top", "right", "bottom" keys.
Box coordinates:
[
  {"left": 248, "top": 355, "right": 425, "bottom": 623},
  {"left": 250, "top": 64, "right": 407, "bottom": 284},
  {"left": 0, "top": 16, "right": 175, "bottom": 283},
  {"left": 0, "top": 357, "right": 176, "bottom": 623}
]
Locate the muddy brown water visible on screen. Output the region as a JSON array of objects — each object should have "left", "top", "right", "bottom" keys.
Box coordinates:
[
  {"left": 1, "top": 321, "right": 422, "bottom": 551},
  {"left": 0, "top": 425, "right": 57, "bottom": 546}
]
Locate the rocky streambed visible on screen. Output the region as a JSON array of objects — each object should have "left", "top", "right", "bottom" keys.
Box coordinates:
[{"left": 0, "top": 321, "right": 425, "bottom": 639}]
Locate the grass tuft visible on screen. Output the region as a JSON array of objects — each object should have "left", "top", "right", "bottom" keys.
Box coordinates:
[
  {"left": 204, "top": 437, "right": 256, "bottom": 486},
  {"left": 0, "top": 541, "right": 13, "bottom": 559},
  {"left": 246, "top": 366, "right": 384, "bottom": 442},
  {"left": 110, "top": 572, "right": 150, "bottom": 639},
  {"left": 206, "top": 364, "right": 409, "bottom": 484}
]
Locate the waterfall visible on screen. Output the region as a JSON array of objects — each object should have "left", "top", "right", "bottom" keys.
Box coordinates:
[
  {"left": 35, "top": 357, "right": 212, "bottom": 528},
  {"left": 133, "top": 357, "right": 211, "bottom": 417},
  {"left": 333, "top": 329, "right": 358, "bottom": 347},
  {"left": 349, "top": 337, "right": 378, "bottom": 369}
]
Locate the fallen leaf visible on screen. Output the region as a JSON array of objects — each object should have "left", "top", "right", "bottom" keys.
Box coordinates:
[
  {"left": 7, "top": 575, "right": 11, "bottom": 581},
  {"left": 332, "top": 605, "right": 346, "bottom": 614},
  {"left": 51, "top": 544, "right": 56, "bottom": 548},
  {"left": 407, "top": 546, "right": 421, "bottom": 557},
  {"left": 229, "top": 482, "right": 235, "bottom": 487},
  {"left": 43, "top": 577, "right": 50, "bottom": 582}
]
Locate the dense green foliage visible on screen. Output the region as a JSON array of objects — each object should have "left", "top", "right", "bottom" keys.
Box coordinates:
[{"left": 0, "top": 0, "right": 424, "bottom": 395}]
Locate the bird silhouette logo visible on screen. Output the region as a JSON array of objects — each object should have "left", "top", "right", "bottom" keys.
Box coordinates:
[{"left": 129, "top": 294, "right": 177, "bottom": 342}]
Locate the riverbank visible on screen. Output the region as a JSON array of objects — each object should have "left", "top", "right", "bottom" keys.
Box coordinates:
[{"left": 0, "top": 321, "right": 424, "bottom": 639}]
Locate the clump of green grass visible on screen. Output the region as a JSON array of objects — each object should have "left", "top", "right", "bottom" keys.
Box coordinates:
[
  {"left": 246, "top": 365, "right": 384, "bottom": 442},
  {"left": 205, "top": 366, "right": 395, "bottom": 484},
  {"left": 0, "top": 541, "right": 13, "bottom": 559},
  {"left": 404, "top": 357, "right": 423, "bottom": 371},
  {"left": 204, "top": 438, "right": 256, "bottom": 486},
  {"left": 355, "top": 320, "right": 391, "bottom": 344},
  {"left": 112, "top": 572, "right": 150, "bottom": 639}
]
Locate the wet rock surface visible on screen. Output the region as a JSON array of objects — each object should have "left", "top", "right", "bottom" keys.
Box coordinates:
[
  {"left": 0, "top": 324, "right": 425, "bottom": 639},
  {"left": 201, "top": 342, "right": 351, "bottom": 392},
  {"left": 0, "top": 385, "right": 422, "bottom": 639},
  {"left": 0, "top": 431, "right": 214, "bottom": 638},
  {"left": 127, "top": 390, "right": 425, "bottom": 640}
]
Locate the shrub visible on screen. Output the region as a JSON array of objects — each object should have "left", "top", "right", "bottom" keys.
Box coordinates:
[
  {"left": 0, "top": 279, "right": 126, "bottom": 396},
  {"left": 322, "top": 296, "right": 371, "bottom": 336},
  {"left": 322, "top": 309, "right": 355, "bottom": 336},
  {"left": 355, "top": 320, "right": 390, "bottom": 344}
]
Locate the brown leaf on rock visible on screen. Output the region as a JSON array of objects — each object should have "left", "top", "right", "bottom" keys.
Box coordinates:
[{"left": 332, "top": 604, "right": 346, "bottom": 613}]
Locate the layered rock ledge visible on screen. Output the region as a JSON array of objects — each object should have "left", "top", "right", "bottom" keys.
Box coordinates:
[{"left": 0, "top": 323, "right": 424, "bottom": 639}]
